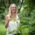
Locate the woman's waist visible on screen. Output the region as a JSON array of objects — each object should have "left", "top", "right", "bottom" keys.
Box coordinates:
[
  {"left": 7, "top": 27, "right": 20, "bottom": 34},
  {"left": 7, "top": 25, "right": 18, "bottom": 30},
  {"left": 7, "top": 27, "right": 18, "bottom": 33}
]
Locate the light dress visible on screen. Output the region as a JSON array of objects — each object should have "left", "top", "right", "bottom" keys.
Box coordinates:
[{"left": 6, "top": 14, "right": 20, "bottom": 35}]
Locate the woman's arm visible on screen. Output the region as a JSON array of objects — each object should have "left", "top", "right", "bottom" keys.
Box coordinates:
[{"left": 5, "top": 16, "right": 9, "bottom": 28}]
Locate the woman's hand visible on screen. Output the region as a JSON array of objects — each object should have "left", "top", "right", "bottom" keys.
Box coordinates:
[{"left": 5, "top": 15, "right": 9, "bottom": 28}]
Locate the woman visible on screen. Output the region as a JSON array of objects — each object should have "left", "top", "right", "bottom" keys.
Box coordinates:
[{"left": 5, "top": 4, "right": 20, "bottom": 35}]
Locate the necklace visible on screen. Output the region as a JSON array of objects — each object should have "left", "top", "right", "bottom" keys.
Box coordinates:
[
  {"left": 10, "top": 15, "right": 17, "bottom": 21},
  {"left": 10, "top": 16, "right": 12, "bottom": 18}
]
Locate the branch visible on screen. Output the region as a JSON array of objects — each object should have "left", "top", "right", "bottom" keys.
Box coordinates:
[
  {"left": 8, "top": 0, "right": 10, "bottom": 6},
  {"left": 18, "top": 0, "right": 23, "bottom": 12}
]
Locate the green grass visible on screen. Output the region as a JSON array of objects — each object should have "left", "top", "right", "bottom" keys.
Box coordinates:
[{"left": 0, "top": 24, "right": 6, "bottom": 35}]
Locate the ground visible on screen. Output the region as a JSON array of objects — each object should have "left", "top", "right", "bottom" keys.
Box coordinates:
[{"left": 0, "top": 24, "right": 6, "bottom": 35}]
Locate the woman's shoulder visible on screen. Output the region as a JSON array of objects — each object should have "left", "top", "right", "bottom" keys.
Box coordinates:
[{"left": 5, "top": 14, "right": 10, "bottom": 19}]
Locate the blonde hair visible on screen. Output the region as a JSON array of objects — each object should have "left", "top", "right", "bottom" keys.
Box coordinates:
[{"left": 8, "top": 3, "right": 18, "bottom": 16}]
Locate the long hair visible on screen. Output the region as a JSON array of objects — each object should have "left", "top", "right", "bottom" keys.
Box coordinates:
[{"left": 8, "top": 4, "right": 18, "bottom": 16}]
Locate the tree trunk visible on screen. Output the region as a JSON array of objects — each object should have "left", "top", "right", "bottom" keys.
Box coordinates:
[
  {"left": 7, "top": 0, "right": 10, "bottom": 6},
  {"left": 3, "top": 0, "right": 6, "bottom": 8}
]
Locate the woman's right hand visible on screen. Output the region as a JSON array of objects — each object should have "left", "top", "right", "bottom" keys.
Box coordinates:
[{"left": 5, "top": 15, "right": 9, "bottom": 28}]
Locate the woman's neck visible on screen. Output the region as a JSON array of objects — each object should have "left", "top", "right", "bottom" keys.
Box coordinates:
[{"left": 11, "top": 12, "right": 16, "bottom": 17}]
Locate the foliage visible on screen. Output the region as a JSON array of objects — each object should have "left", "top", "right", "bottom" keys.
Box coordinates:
[
  {"left": 0, "top": 24, "right": 6, "bottom": 35},
  {"left": 0, "top": 0, "right": 35, "bottom": 35},
  {"left": 19, "top": 0, "right": 35, "bottom": 35}
]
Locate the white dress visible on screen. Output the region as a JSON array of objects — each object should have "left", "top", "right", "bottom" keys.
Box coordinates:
[{"left": 6, "top": 14, "right": 20, "bottom": 35}]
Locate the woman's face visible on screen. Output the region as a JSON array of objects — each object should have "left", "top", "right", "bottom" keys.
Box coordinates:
[{"left": 10, "top": 4, "right": 17, "bottom": 13}]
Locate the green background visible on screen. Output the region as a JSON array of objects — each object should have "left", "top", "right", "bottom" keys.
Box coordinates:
[{"left": 0, "top": 0, "right": 35, "bottom": 35}]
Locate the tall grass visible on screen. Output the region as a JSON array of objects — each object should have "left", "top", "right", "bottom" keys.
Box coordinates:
[{"left": 0, "top": 24, "right": 6, "bottom": 35}]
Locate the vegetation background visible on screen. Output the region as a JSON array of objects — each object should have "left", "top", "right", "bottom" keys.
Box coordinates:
[{"left": 0, "top": 0, "right": 35, "bottom": 35}]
